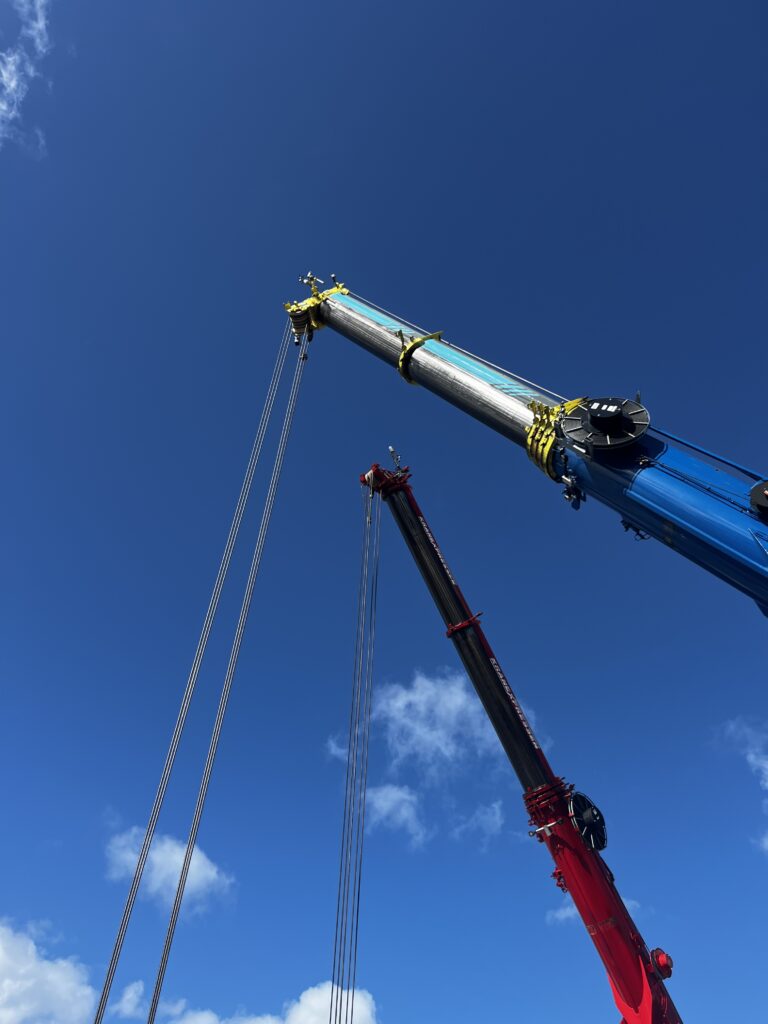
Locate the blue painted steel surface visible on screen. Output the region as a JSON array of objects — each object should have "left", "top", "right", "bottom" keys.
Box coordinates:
[
  {"left": 324, "top": 291, "right": 768, "bottom": 616},
  {"left": 555, "top": 439, "right": 768, "bottom": 615}
]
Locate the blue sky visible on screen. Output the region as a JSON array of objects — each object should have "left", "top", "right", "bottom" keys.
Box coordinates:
[{"left": 1, "top": 2, "right": 766, "bottom": 1022}]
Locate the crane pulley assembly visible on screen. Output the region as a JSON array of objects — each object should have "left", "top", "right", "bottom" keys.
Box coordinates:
[
  {"left": 362, "top": 459, "right": 683, "bottom": 1024},
  {"left": 286, "top": 276, "right": 768, "bottom": 617}
]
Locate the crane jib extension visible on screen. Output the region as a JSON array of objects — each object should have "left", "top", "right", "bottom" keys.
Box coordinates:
[
  {"left": 286, "top": 276, "right": 768, "bottom": 619},
  {"left": 362, "top": 461, "right": 683, "bottom": 1024}
]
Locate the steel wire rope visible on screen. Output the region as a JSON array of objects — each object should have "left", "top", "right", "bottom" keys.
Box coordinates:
[
  {"left": 340, "top": 493, "right": 379, "bottom": 1024},
  {"left": 93, "top": 321, "right": 292, "bottom": 1024},
  {"left": 145, "top": 332, "right": 310, "bottom": 1024},
  {"left": 335, "top": 538, "right": 370, "bottom": 1023},
  {"left": 332, "top": 492, "right": 374, "bottom": 1024},
  {"left": 330, "top": 497, "right": 367, "bottom": 1024},
  {"left": 345, "top": 493, "right": 380, "bottom": 1024},
  {"left": 329, "top": 488, "right": 381, "bottom": 1024},
  {"left": 329, "top": 490, "right": 373, "bottom": 1024}
]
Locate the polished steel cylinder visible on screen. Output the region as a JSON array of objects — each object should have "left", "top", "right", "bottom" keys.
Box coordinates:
[{"left": 319, "top": 293, "right": 558, "bottom": 447}]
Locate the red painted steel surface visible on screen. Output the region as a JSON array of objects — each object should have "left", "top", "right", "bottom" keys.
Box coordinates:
[{"left": 364, "top": 463, "right": 684, "bottom": 1024}]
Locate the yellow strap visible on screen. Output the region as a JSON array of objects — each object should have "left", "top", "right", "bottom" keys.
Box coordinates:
[
  {"left": 526, "top": 397, "right": 585, "bottom": 480},
  {"left": 397, "top": 331, "right": 442, "bottom": 385}
]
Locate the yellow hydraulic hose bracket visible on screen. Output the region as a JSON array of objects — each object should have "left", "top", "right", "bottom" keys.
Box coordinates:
[
  {"left": 284, "top": 280, "right": 349, "bottom": 339},
  {"left": 397, "top": 330, "right": 442, "bottom": 385},
  {"left": 526, "top": 398, "right": 586, "bottom": 481},
  {"left": 561, "top": 397, "right": 585, "bottom": 416}
]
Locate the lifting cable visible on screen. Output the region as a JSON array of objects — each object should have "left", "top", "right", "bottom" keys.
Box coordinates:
[
  {"left": 146, "top": 329, "right": 311, "bottom": 1023},
  {"left": 328, "top": 484, "right": 381, "bottom": 1024},
  {"left": 92, "top": 320, "right": 299, "bottom": 1024}
]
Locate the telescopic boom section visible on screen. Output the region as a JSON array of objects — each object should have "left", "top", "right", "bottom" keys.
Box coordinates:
[
  {"left": 285, "top": 278, "right": 768, "bottom": 618},
  {"left": 362, "top": 462, "right": 683, "bottom": 1024}
]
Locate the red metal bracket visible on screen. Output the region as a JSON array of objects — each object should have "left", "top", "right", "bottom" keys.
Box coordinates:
[
  {"left": 360, "top": 463, "right": 412, "bottom": 499},
  {"left": 446, "top": 611, "right": 483, "bottom": 638}
]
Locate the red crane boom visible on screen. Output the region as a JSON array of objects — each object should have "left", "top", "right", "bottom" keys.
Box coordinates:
[{"left": 362, "top": 460, "right": 683, "bottom": 1024}]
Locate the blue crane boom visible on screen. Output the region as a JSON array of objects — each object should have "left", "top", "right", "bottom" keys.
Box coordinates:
[{"left": 286, "top": 277, "right": 768, "bottom": 617}]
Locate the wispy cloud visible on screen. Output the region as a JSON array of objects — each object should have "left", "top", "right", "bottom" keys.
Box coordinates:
[
  {"left": 325, "top": 734, "right": 347, "bottom": 762},
  {"left": 451, "top": 800, "right": 504, "bottom": 850},
  {"left": 23, "top": 917, "right": 62, "bottom": 946},
  {"left": 15, "top": 0, "right": 50, "bottom": 55},
  {"left": 0, "top": 1, "right": 51, "bottom": 150},
  {"left": 366, "top": 784, "right": 429, "bottom": 848},
  {"left": 545, "top": 895, "right": 641, "bottom": 926},
  {"left": 545, "top": 898, "right": 579, "bottom": 925},
  {"left": 373, "top": 670, "right": 498, "bottom": 779},
  {"left": 724, "top": 717, "right": 768, "bottom": 854},
  {"left": 105, "top": 827, "right": 234, "bottom": 912},
  {"left": 724, "top": 718, "right": 768, "bottom": 791},
  {"left": 110, "top": 980, "right": 146, "bottom": 1020}
]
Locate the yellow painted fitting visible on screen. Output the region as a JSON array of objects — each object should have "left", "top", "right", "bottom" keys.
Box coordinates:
[
  {"left": 526, "top": 397, "right": 584, "bottom": 480},
  {"left": 284, "top": 283, "right": 350, "bottom": 336},
  {"left": 396, "top": 330, "right": 442, "bottom": 385}
]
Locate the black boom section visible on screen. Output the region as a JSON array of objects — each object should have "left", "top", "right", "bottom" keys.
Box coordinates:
[{"left": 382, "top": 481, "right": 554, "bottom": 793}]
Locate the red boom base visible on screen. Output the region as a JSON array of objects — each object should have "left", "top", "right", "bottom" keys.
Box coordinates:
[{"left": 525, "top": 780, "right": 682, "bottom": 1024}]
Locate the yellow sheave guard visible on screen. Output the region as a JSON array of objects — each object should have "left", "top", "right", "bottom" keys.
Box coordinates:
[{"left": 284, "top": 283, "right": 350, "bottom": 337}]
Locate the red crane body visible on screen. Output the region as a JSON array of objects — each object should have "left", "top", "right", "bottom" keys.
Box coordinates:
[{"left": 362, "top": 461, "right": 683, "bottom": 1024}]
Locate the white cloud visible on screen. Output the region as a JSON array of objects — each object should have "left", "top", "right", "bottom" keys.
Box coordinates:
[
  {"left": 545, "top": 895, "right": 641, "bottom": 926},
  {"left": 106, "top": 828, "right": 234, "bottom": 912},
  {"left": 325, "top": 735, "right": 347, "bottom": 762},
  {"left": 160, "top": 999, "right": 189, "bottom": 1018},
  {"left": 366, "top": 784, "right": 428, "bottom": 847},
  {"left": 0, "top": 1, "right": 50, "bottom": 149},
  {"left": 110, "top": 980, "right": 146, "bottom": 1019},
  {"left": 14, "top": 1, "right": 50, "bottom": 56},
  {"left": 0, "top": 928, "right": 375, "bottom": 1024},
  {"left": 724, "top": 718, "right": 768, "bottom": 856},
  {"left": 124, "top": 982, "right": 377, "bottom": 1024},
  {"left": 545, "top": 898, "right": 578, "bottom": 925},
  {"left": 451, "top": 801, "right": 504, "bottom": 850},
  {"left": 373, "top": 670, "right": 498, "bottom": 778},
  {"left": 22, "top": 918, "right": 60, "bottom": 946},
  {"left": 0, "top": 920, "right": 96, "bottom": 1023},
  {"left": 724, "top": 719, "right": 768, "bottom": 791}
]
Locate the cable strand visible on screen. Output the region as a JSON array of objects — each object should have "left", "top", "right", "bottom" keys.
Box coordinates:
[
  {"left": 145, "top": 333, "right": 310, "bottom": 1024},
  {"left": 329, "top": 489, "right": 373, "bottom": 1024},
  {"left": 93, "top": 322, "right": 292, "bottom": 1024}
]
